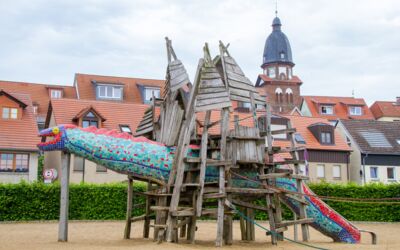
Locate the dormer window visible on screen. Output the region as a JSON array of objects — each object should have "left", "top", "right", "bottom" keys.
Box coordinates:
[
  {"left": 320, "top": 105, "right": 334, "bottom": 115},
  {"left": 144, "top": 87, "right": 160, "bottom": 104},
  {"left": 280, "top": 52, "right": 285, "bottom": 59},
  {"left": 321, "top": 132, "right": 332, "bottom": 144},
  {"left": 82, "top": 112, "right": 99, "bottom": 128},
  {"left": 349, "top": 106, "right": 363, "bottom": 116},
  {"left": 2, "top": 107, "right": 18, "bottom": 119},
  {"left": 50, "top": 89, "right": 62, "bottom": 98},
  {"left": 97, "top": 85, "right": 123, "bottom": 100}
]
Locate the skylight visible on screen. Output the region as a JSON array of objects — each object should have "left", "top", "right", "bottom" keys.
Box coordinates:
[
  {"left": 359, "top": 130, "right": 392, "bottom": 148},
  {"left": 294, "top": 133, "right": 306, "bottom": 144}
]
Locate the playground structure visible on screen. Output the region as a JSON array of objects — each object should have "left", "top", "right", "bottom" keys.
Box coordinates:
[{"left": 38, "top": 38, "right": 376, "bottom": 247}]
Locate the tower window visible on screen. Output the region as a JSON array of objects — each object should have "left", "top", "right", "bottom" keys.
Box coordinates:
[
  {"left": 268, "top": 67, "right": 276, "bottom": 78},
  {"left": 280, "top": 52, "right": 285, "bottom": 59}
]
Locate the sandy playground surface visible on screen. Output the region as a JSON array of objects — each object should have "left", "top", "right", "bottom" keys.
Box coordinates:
[{"left": 0, "top": 220, "right": 399, "bottom": 250}]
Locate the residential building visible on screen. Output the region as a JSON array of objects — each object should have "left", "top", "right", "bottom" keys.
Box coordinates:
[
  {"left": 370, "top": 97, "right": 400, "bottom": 121},
  {"left": 0, "top": 90, "right": 39, "bottom": 183},
  {"left": 73, "top": 73, "right": 165, "bottom": 104},
  {"left": 301, "top": 96, "right": 374, "bottom": 123},
  {"left": 255, "top": 16, "right": 303, "bottom": 114},
  {"left": 44, "top": 98, "right": 149, "bottom": 183},
  {"left": 337, "top": 119, "right": 400, "bottom": 184},
  {"left": 262, "top": 115, "right": 351, "bottom": 183},
  {"left": 0, "top": 80, "right": 76, "bottom": 130}
]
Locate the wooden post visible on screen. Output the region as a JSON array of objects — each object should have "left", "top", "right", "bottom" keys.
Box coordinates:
[
  {"left": 216, "top": 107, "right": 229, "bottom": 247},
  {"left": 143, "top": 181, "right": 151, "bottom": 238},
  {"left": 124, "top": 177, "right": 133, "bottom": 239},
  {"left": 58, "top": 153, "right": 70, "bottom": 242}
]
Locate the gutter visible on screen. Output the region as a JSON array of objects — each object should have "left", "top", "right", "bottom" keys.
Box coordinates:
[{"left": 362, "top": 153, "right": 369, "bottom": 185}]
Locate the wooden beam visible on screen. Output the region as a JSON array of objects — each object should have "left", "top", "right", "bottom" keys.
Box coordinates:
[
  {"left": 124, "top": 177, "right": 133, "bottom": 239},
  {"left": 58, "top": 153, "right": 70, "bottom": 242}
]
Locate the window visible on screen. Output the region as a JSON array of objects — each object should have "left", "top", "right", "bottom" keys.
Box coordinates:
[
  {"left": 349, "top": 106, "right": 362, "bottom": 116},
  {"left": 333, "top": 165, "right": 341, "bottom": 179},
  {"left": 396, "top": 139, "right": 400, "bottom": 145},
  {"left": 144, "top": 87, "right": 160, "bottom": 104},
  {"left": 321, "top": 132, "right": 332, "bottom": 144},
  {"left": 268, "top": 67, "right": 276, "bottom": 78},
  {"left": 120, "top": 125, "right": 132, "bottom": 134},
  {"left": 280, "top": 52, "right": 285, "bottom": 59},
  {"left": 0, "top": 153, "right": 29, "bottom": 172},
  {"left": 73, "top": 156, "right": 84, "bottom": 172},
  {"left": 387, "top": 167, "right": 395, "bottom": 180},
  {"left": 275, "top": 88, "right": 283, "bottom": 104},
  {"left": 256, "top": 104, "right": 265, "bottom": 110},
  {"left": 370, "top": 167, "right": 378, "bottom": 179},
  {"left": 96, "top": 164, "right": 107, "bottom": 173},
  {"left": 320, "top": 105, "right": 333, "bottom": 115},
  {"left": 294, "top": 133, "right": 306, "bottom": 144},
  {"left": 32, "top": 105, "right": 38, "bottom": 115},
  {"left": 50, "top": 89, "right": 62, "bottom": 98},
  {"left": 97, "top": 85, "right": 123, "bottom": 99},
  {"left": 82, "top": 112, "right": 99, "bottom": 128},
  {"left": 317, "top": 165, "right": 325, "bottom": 178},
  {"left": 2, "top": 107, "right": 18, "bottom": 119},
  {"left": 286, "top": 88, "right": 293, "bottom": 104},
  {"left": 239, "top": 102, "right": 251, "bottom": 108}
]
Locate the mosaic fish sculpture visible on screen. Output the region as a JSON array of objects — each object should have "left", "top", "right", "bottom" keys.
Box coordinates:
[{"left": 38, "top": 125, "right": 361, "bottom": 243}]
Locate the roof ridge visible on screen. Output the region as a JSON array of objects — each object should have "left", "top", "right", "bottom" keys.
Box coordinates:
[
  {"left": 0, "top": 79, "right": 72, "bottom": 87},
  {"left": 75, "top": 73, "right": 164, "bottom": 82},
  {"left": 51, "top": 98, "right": 150, "bottom": 107}
]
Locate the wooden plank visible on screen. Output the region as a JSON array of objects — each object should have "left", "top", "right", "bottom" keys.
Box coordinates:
[
  {"left": 227, "top": 71, "right": 252, "bottom": 85},
  {"left": 271, "top": 128, "right": 296, "bottom": 135},
  {"left": 169, "top": 67, "right": 186, "bottom": 79},
  {"left": 201, "top": 72, "right": 221, "bottom": 79},
  {"left": 228, "top": 79, "right": 255, "bottom": 92},
  {"left": 228, "top": 135, "right": 264, "bottom": 141},
  {"left": 226, "top": 187, "right": 276, "bottom": 194},
  {"left": 259, "top": 173, "right": 309, "bottom": 180},
  {"left": 131, "top": 214, "right": 146, "bottom": 222},
  {"left": 143, "top": 181, "right": 151, "bottom": 238},
  {"left": 231, "top": 199, "right": 269, "bottom": 212},
  {"left": 203, "top": 193, "right": 226, "bottom": 199},
  {"left": 197, "top": 91, "right": 229, "bottom": 100},
  {"left": 195, "top": 101, "right": 231, "bottom": 112},
  {"left": 168, "top": 59, "right": 182, "bottom": 67},
  {"left": 284, "top": 194, "right": 309, "bottom": 205},
  {"left": 58, "top": 153, "right": 70, "bottom": 242},
  {"left": 171, "top": 209, "right": 195, "bottom": 217},
  {"left": 276, "top": 218, "right": 314, "bottom": 228}
]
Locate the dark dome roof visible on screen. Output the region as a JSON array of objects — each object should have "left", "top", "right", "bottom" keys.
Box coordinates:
[{"left": 262, "top": 17, "right": 294, "bottom": 67}]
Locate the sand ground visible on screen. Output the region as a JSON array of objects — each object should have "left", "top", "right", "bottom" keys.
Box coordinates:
[{"left": 0, "top": 221, "right": 398, "bottom": 250}]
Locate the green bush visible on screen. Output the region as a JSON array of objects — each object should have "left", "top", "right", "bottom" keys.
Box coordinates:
[
  {"left": 0, "top": 181, "right": 399, "bottom": 221},
  {"left": 0, "top": 181, "right": 146, "bottom": 221}
]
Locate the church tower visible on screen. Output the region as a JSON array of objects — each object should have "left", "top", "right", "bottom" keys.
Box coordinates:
[{"left": 256, "top": 15, "right": 302, "bottom": 114}]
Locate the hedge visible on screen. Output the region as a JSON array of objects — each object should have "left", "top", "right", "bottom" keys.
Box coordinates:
[{"left": 1, "top": 181, "right": 399, "bottom": 222}]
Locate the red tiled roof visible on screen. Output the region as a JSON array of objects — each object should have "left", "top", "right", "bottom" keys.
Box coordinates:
[
  {"left": 284, "top": 115, "right": 351, "bottom": 151},
  {"left": 302, "top": 96, "right": 374, "bottom": 120},
  {"left": 50, "top": 99, "right": 149, "bottom": 132},
  {"left": 0, "top": 80, "right": 76, "bottom": 119},
  {"left": 74, "top": 73, "right": 165, "bottom": 104},
  {"left": 0, "top": 92, "right": 39, "bottom": 151},
  {"left": 370, "top": 101, "right": 400, "bottom": 119},
  {"left": 258, "top": 74, "right": 303, "bottom": 84}
]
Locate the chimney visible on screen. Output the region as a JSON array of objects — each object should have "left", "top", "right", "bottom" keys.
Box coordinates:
[{"left": 396, "top": 97, "right": 400, "bottom": 105}]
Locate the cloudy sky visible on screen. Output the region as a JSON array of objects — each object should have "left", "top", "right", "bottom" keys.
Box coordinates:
[{"left": 1, "top": 0, "right": 399, "bottom": 104}]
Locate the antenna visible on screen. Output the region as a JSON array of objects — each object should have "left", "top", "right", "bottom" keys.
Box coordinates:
[
  {"left": 352, "top": 89, "right": 355, "bottom": 97},
  {"left": 275, "top": 0, "right": 278, "bottom": 17}
]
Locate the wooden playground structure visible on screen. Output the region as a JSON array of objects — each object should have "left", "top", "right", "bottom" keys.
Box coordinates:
[{"left": 126, "top": 38, "right": 312, "bottom": 246}]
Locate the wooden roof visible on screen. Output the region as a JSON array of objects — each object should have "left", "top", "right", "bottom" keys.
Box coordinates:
[
  {"left": 195, "top": 44, "right": 231, "bottom": 112},
  {"left": 215, "top": 42, "right": 265, "bottom": 105}
]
